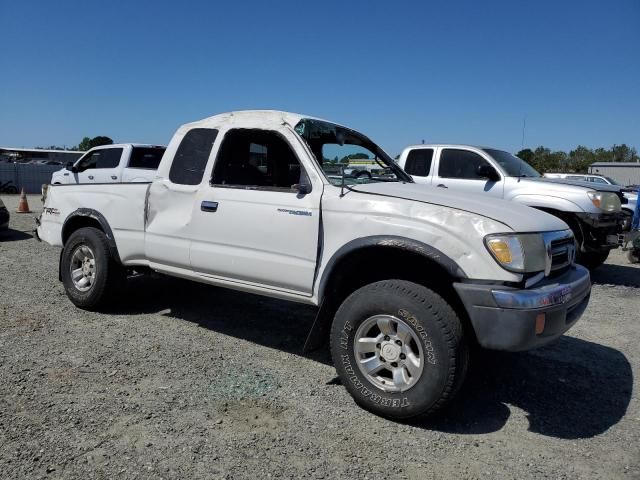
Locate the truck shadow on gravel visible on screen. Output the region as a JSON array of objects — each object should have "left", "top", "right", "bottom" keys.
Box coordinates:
[
  {"left": 114, "top": 275, "right": 327, "bottom": 362},
  {"left": 114, "top": 275, "right": 632, "bottom": 440},
  {"left": 0, "top": 228, "right": 33, "bottom": 242},
  {"left": 421, "top": 338, "right": 633, "bottom": 439},
  {"left": 590, "top": 263, "right": 640, "bottom": 288}
]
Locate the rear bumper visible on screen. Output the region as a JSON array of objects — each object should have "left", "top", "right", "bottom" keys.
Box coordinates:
[
  {"left": 0, "top": 206, "right": 9, "bottom": 230},
  {"left": 454, "top": 265, "right": 591, "bottom": 352}
]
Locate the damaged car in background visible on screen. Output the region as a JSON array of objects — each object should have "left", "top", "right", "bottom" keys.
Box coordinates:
[{"left": 36, "top": 110, "right": 591, "bottom": 420}]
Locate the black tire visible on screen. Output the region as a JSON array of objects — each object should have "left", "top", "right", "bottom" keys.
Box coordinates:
[
  {"left": 6, "top": 186, "right": 18, "bottom": 194},
  {"left": 577, "top": 250, "right": 609, "bottom": 270},
  {"left": 330, "top": 280, "right": 468, "bottom": 419},
  {"left": 61, "top": 227, "right": 125, "bottom": 310}
]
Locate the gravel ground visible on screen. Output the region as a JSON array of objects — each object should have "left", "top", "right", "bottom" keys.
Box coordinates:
[{"left": 1, "top": 194, "right": 639, "bottom": 480}]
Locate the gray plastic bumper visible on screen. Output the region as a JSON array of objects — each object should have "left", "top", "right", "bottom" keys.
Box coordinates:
[{"left": 454, "top": 265, "right": 591, "bottom": 351}]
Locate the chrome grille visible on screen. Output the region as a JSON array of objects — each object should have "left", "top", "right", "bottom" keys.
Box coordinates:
[{"left": 542, "top": 231, "right": 576, "bottom": 276}]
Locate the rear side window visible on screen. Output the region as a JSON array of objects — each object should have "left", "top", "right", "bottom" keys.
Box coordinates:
[
  {"left": 404, "top": 149, "right": 433, "bottom": 176},
  {"left": 128, "top": 147, "right": 166, "bottom": 170},
  {"left": 80, "top": 148, "right": 123, "bottom": 170},
  {"left": 438, "top": 149, "right": 490, "bottom": 179},
  {"left": 169, "top": 129, "right": 218, "bottom": 185}
]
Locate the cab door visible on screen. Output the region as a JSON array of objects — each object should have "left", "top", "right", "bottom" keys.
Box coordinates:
[
  {"left": 432, "top": 147, "right": 504, "bottom": 198},
  {"left": 145, "top": 128, "right": 219, "bottom": 270},
  {"left": 188, "top": 127, "right": 321, "bottom": 295},
  {"left": 74, "top": 147, "right": 124, "bottom": 183}
]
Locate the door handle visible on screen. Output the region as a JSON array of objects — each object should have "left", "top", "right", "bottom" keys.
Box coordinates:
[
  {"left": 111, "top": 176, "right": 117, "bottom": 180},
  {"left": 88, "top": 175, "right": 94, "bottom": 180},
  {"left": 437, "top": 184, "right": 448, "bottom": 189},
  {"left": 201, "top": 201, "right": 218, "bottom": 212}
]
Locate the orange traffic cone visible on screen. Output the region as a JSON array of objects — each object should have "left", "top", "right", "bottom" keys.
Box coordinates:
[{"left": 16, "top": 188, "right": 32, "bottom": 214}]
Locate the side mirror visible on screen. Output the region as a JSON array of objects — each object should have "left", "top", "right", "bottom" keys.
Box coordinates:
[
  {"left": 293, "top": 183, "right": 312, "bottom": 195},
  {"left": 477, "top": 164, "right": 500, "bottom": 181}
]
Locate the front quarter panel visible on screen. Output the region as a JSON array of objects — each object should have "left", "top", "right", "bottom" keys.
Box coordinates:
[{"left": 315, "top": 187, "right": 521, "bottom": 298}]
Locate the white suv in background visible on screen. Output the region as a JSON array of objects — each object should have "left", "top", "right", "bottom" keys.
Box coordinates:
[{"left": 51, "top": 144, "right": 166, "bottom": 185}]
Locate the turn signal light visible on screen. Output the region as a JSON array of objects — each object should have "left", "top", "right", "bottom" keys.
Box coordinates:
[{"left": 487, "top": 239, "right": 513, "bottom": 264}]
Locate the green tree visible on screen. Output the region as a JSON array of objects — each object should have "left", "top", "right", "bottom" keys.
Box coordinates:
[
  {"left": 76, "top": 136, "right": 114, "bottom": 151},
  {"left": 77, "top": 137, "right": 92, "bottom": 151},
  {"left": 516, "top": 148, "right": 534, "bottom": 164}
]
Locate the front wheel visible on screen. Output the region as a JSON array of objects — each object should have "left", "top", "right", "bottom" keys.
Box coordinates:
[
  {"left": 61, "top": 227, "right": 125, "bottom": 310},
  {"left": 330, "top": 280, "right": 468, "bottom": 419}
]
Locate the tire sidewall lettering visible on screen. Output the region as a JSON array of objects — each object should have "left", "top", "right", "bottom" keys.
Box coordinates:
[{"left": 397, "top": 309, "right": 437, "bottom": 365}]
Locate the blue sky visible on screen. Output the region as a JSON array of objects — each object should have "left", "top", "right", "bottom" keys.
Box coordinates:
[{"left": 1, "top": 0, "right": 638, "bottom": 155}]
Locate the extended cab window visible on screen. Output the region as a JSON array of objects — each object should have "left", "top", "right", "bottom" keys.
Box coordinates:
[
  {"left": 211, "top": 129, "right": 306, "bottom": 191},
  {"left": 79, "top": 148, "right": 123, "bottom": 170},
  {"left": 438, "top": 149, "right": 491, "bottom": 179},
  {"left": 404, "top": 149, "right": 433, "bottom": 176},
  {"left": 169, "top": 129, "right": 218, "bottom": 185},
  {"left": 128, "top": 147, "right": 166, "bottom": 170}
]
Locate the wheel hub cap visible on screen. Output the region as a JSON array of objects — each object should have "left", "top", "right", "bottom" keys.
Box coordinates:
[
  {"left": 381, "top": 342, "right": 400, "bottom": 362},
  {"left": 70, "top": 245, "right": 96, "bottom": 292},
  {"left": 353, "top": 314, "right": 425, "bottom": 393}
]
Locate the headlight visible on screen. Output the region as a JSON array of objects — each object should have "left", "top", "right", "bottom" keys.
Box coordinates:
[
  {"left": 587, "top": 191, "right": 621, "bottom": 213},
  {"left": 484, "top": 233, "right": 546, "bottom": 273}
]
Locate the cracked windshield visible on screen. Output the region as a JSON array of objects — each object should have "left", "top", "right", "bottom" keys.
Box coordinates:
[{"left": 295, "top": 119, "right": 406, "bottom": 185}]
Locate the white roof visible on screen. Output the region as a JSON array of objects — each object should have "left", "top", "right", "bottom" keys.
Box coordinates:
[
  {"left": 591, "top": 162, "right": 640, "bottom": 167},
  {"left": 181, "top": 110, "right": 334, "bottom": 131},
  {"left": 90, "top": 143, "right": 165, "bottom": 149},
  {"left": 403, "top": 144, "right": 492, "bottom": 150}
]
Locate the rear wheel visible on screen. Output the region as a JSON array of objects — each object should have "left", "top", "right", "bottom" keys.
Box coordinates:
[
  {"left": 330, "top": 280, "right": 468, "bottom": 419},
  {"left": 61, "top": 227, "right": 125, "bottom": 310}
]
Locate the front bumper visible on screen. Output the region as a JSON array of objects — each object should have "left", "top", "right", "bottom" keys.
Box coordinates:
[
  {"left": 575, "top": 212, "right": 622, "bottom": 252},
  {"left": 454, "top": 265, "right": 591, "bottom": 351},
  {"left": 0, "top": 206, "right": 9, "bottom": 230}
]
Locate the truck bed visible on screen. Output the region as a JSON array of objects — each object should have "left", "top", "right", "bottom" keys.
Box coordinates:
[{"left": 38, "top": 183, "right": 150, "bottom": 264}]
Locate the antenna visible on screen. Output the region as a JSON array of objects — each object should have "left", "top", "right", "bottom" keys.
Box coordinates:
[{"left": 518, "top": 114, "right": 527, "bottom": 181}]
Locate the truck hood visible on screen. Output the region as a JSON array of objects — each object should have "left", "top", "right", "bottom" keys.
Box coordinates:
[
  {"left": 533, "top": 177, "right": 623, "bottom": 194},
  {"left": 350, "top": 182, "right": 568, "bottom": 233}
]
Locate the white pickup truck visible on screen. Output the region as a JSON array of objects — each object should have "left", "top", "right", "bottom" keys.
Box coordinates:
[
  {"left": 36, "top": 111, "right": 591, "bottom": 419},
  {"left": 397, "top": 145, "right": 625, "bottom": 269},
  {"left": 51, "top": 144, "right": 166, "bottom": 185}
]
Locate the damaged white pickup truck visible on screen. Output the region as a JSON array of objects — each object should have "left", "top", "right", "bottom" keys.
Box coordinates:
[{"left": 36, "top": 111, "right": 591, "bottom": 419}]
